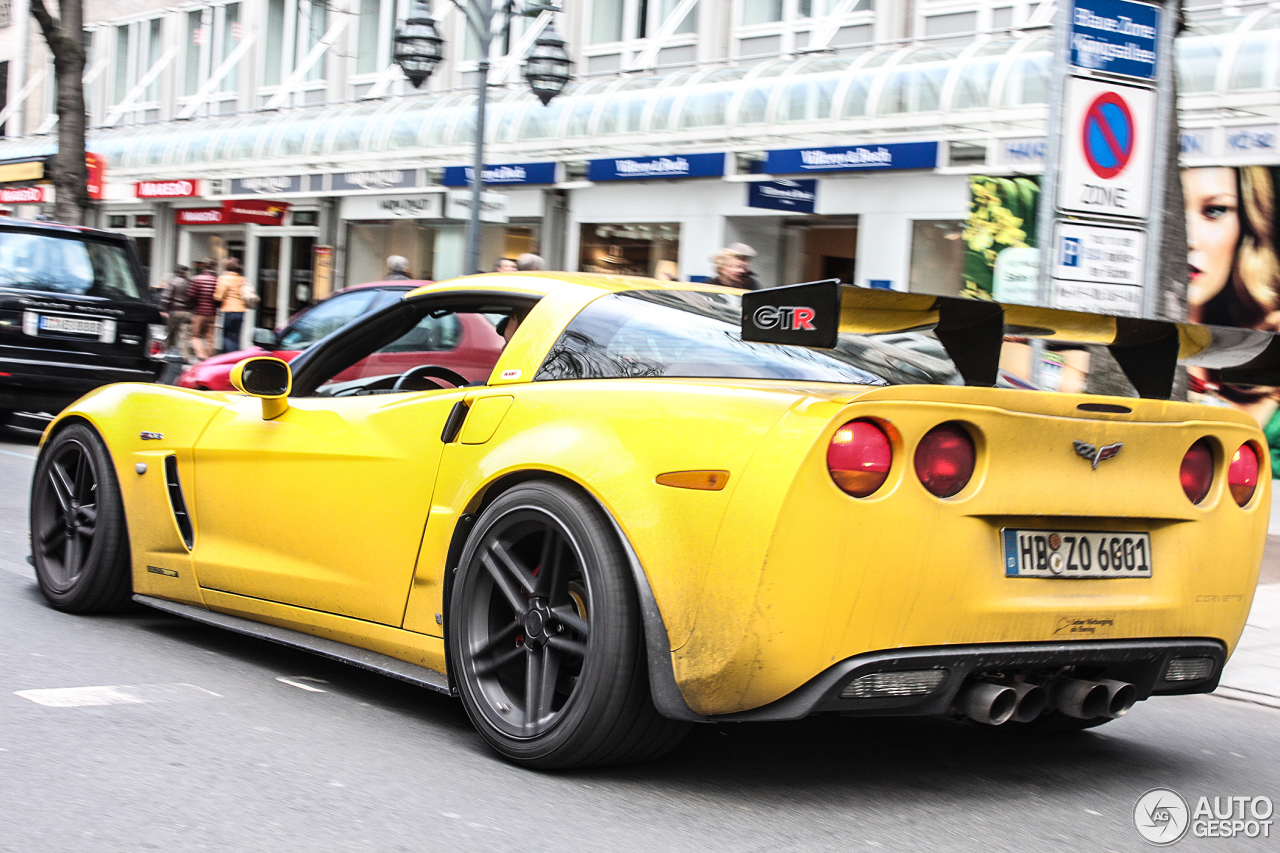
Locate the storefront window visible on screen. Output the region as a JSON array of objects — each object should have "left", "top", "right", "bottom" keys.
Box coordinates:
[
  {"left": 908, "top": 220, "right": 965, "bottom": 297},
  {"left": 347, "top": 221, "right": 438, "bottom": 285},
  {"left": 579, "top": 223, "right": 680, "bottom": 278}
]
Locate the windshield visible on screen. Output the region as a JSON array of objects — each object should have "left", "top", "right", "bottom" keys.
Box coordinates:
[
  {"left": 0, "top": 231, "right": 143, "bottom": 299},
  {"left": 536, "top": 290, "right": 961, "bottom": 386},
  {"left": 280, "top": 289, "right": 382, "bottom": 349}
]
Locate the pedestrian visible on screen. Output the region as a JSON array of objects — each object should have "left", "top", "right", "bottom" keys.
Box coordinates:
[
  {"left": 516, "top": 253, "right": 545, "bottom": 271},
  {"left": 385, "top": 255, "right": 412, "bottom": 280},
  {"left": 726, "top": 243, "right": 761, "bottom": 289},
  {"left": 214, "top": 258, "right": 251, "bottom": 354},
  {"left": 187, "top": 259, "right": 219, "bottom": 361},
  {"left": 708, "top": 248, "right": 756, "bottom": 290},
  {"left": 159, "top": 265, "right": 194, "bottom": 360},
  {"left": 494, "top": 258, "right": 519, "bottom": 272}
]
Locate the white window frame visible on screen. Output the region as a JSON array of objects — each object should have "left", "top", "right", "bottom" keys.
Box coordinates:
[
  {"left": 258, "top": 0, "right": 332, "bottom": 106},
  {"left": 914, "top": 0, "right": 1045, "bottom": 41},
  {"left": 179, "top": 3, "right": 244, "bottom": 118},
  {"left": 582, "top": 0, "right": 700, "bottom": 71},
  {"left": 732, "top": 0, "right": 874, "bottom": 61}
]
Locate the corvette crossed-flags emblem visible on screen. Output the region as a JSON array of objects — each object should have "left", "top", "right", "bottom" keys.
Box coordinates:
[{"left": 1073, "top": 440, "right": 1123, "bottom": 470}]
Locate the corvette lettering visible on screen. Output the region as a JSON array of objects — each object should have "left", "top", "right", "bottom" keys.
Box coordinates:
[{"left": 752, "top": 305, "right": 817, "bottom": 331}]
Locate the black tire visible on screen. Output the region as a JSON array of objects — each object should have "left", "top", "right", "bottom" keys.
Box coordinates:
[
  {"left": 29, "top": 422, "right": 133, "bottom": 613},
  {"left": 448, "top": 480, "right": 690, "bottom": 769}
]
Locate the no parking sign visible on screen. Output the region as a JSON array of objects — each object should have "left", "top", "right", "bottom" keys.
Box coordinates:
[{"left": 1059, "top": 76, "right": 1155, "bottom": 220}]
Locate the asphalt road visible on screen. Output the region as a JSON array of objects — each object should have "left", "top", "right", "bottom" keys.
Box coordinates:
[{"left": 1, "top": 430, "right": 1277, "bottom": 853}]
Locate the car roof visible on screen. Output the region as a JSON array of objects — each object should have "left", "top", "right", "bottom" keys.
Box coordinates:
[
  {"left": 341, "top": 280, "right": 427, "bottom": 293},
  {"left": 0, "top": 215, "right": 131, "bottom": 243},
  {"left": 405, "top": 272, "right": 736, "bottom": 301}
]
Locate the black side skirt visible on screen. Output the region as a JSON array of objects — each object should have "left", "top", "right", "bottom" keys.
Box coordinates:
[{"left": 134, "top": 595, "right": 454, "bottom": 696}]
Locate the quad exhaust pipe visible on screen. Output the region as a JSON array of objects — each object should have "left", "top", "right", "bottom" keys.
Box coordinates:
[
  {"left": 955, "top": 677, "right": 1134, "bottom": 725},
  {"left": 1051, "top": 678, "right": 1137, "bottom": 719},
  {"left": 955, "top": 680, "right": 1047, "bottom": 726}
]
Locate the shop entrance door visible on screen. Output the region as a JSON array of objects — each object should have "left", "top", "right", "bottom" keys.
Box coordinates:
[{"left": 254, "top": 232, "right": 319, "bottom": 332}]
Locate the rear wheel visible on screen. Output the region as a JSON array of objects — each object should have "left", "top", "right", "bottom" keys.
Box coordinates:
[
  {"left": 448, "top": 481, "right": 689, "bottom": 768},
  {"left": 30, "top": 423, "right": 133, "bottom": 612}
]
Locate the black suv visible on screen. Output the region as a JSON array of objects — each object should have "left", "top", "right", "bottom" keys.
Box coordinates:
[{"left": 0, "top": 218, "right": 165, "bottom": 420}]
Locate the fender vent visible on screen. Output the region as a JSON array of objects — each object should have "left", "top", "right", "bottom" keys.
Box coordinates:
[{"left": 164, "top": 455, "right": 194, "bottom": 550}]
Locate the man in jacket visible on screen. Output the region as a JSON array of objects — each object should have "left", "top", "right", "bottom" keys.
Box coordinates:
[
  {"left": 188, "top": 260, "right": 220, "bottom": 361},
  {"left": 159, "top": 265, "right": 193, "bottom": 360}
]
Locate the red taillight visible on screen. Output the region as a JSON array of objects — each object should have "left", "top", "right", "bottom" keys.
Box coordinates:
[
  {"left": 1228, "top": 442, "right": 1260, "bottom": 506},
  {"left": 147, "top": 340, "right": 165, "bottom": 357},
  {"left": 828, "top": 420, "right": 892, "bottom": 497},
  {"left": 1180, "top": 439, "right": 1214, "bottom": 505},
  {"left": 914, "top": 422, "right": 976, "bottom": 498}
]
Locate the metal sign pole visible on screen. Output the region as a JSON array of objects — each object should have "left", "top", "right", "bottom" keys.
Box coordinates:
[{"left": 1140, "top": 1, "right": 1182, "bottom": 321}]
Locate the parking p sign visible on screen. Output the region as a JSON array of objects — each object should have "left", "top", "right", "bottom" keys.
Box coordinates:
[{"left": 1059, "top": 76, "right": 1155, "bottom": 219}]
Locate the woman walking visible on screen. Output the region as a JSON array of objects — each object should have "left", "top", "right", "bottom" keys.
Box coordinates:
[{"left": 214, "top": 258, "right": 250, "bottom": 354}]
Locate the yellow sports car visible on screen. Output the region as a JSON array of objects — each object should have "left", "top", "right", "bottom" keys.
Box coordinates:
[{"left": 28, "top": 273, "right": 1272, "bottom": 768}]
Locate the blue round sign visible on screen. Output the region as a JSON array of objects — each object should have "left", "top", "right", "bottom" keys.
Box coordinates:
[{"left": 1082, "top": 92, "right": 1135, "bottom": 179}]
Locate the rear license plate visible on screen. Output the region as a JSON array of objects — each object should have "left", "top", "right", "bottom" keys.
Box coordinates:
[
  {"left": 1001, "top": 529, "right": 1152, "bottom": 578},
  {"left": 38, "top": 315, "right": 103, "bottom": 336},
  {"left": 24, "top": 311, "right": 115, "bottom": 343}
]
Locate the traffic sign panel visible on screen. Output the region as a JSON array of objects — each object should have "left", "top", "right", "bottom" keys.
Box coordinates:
[
  {"left": 1051, "top": 222, "right": 1146, "bottom": 316},
  {"left": 1059, "top": 76, "right": 1154, "bottom": 219}
]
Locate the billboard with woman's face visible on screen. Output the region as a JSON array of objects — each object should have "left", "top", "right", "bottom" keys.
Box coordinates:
[
  {"left": 961, "top": 168, "right": 1280, "bottom": 469},
  {"left": 1182, "top": 166, "right": 1280, "bottom": 472}
]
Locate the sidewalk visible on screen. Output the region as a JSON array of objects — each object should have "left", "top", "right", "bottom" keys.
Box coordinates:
[{"left": 1217, "top": 531, "right": 1280, "bottom": 709}]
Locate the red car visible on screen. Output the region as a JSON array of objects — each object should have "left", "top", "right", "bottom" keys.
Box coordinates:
[{"left": 175, "top": 281, "right": 504, "bottom": 390}]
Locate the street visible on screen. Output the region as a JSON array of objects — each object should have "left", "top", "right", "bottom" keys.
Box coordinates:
[{"left": 1, "top": 430, "right": 1277, "bottom": 853}]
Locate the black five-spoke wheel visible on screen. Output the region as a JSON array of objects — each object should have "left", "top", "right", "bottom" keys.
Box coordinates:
[
  {"left": 30, "top": 423, "right": 132, "bottom": 612},
  {"left": 448, "top": 481, "right": 689, "bottom": 768}
]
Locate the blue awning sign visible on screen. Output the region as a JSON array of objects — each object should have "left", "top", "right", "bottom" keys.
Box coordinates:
[
  {"left": 587, "top": 152, "right": 726, "bottom": 181},
  {"left": 747, "top": 179, "right": 817, "bottom": 212},
  {"left": 763, "top": 142, "right": 938, "bottom": 174},
  {"left": 441, "top": 162, "right": 558, "bottom": 186}
]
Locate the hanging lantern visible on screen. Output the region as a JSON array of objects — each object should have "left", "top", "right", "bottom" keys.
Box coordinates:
[
  {"left": 523, "top": 23, "right": 573, "bottom": 106},
  {"left": 393, "top": 0, "right": 444, "bottom": 89}
]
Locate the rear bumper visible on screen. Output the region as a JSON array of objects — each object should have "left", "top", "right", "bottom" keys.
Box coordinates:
[{"left": 712, "top": 638, "right": 1226, "bottom": 722}]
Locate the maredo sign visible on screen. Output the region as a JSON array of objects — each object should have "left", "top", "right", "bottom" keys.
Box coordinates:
[
  {"left": 136, "top": 179, "right": 200, "bottom": 199},
  {"left": 0, "top": 186, "right": 47, "bottom": 204},
  {"left": 175, "top": 199, "right": 290, "bottom": 226}
]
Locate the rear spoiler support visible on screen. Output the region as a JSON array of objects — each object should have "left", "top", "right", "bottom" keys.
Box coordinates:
[{"left": 740, "top": 280, "right": 1280, "bottom": 400}]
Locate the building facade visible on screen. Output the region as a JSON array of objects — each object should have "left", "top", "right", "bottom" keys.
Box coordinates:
[{"left": 0, "top": 0, "right": 1277, "bottom": 340}]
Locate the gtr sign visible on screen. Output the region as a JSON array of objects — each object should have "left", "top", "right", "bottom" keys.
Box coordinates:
[{"left": 1058, "top": 76, "right": 1155, "bottom": 220}]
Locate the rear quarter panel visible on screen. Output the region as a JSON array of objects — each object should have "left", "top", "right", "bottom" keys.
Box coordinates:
[{"left": 401, "top": 379, "right": 820, "bottom": 646}]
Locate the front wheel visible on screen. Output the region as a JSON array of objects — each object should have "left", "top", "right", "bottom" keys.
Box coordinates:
[
  {"left": 30, "top": 423, "right": 133, "bottom": 612},
  {"left": 448, "top": 481, "right": 689, "bottom": 768}
]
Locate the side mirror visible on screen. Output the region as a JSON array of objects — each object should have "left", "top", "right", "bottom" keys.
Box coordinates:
[
  {"left": 252, "top": 327, "right": 281, "bottom": 349},
  {"left": 230, "top": 357, "right": 291, "bottom": 420}
]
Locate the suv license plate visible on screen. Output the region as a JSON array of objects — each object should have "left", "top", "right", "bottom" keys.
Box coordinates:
[
  {"left": 38, "top": 315, "right": 103, "bottom": 336},
  {"left": 1002, "top": 529, "right": 1152, "bottom": 578}
]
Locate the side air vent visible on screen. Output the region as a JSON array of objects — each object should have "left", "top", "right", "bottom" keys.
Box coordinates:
[{"left": 164, "top": 455, "right": 195, "bottom": 550}]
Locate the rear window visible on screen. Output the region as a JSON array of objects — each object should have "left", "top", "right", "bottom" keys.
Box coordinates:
[
  {"left": 0, "top": 230, "right": 142, "bottom": 300},
  {"left": 535, "top": 290, "right": 961, "bottom": 386}
]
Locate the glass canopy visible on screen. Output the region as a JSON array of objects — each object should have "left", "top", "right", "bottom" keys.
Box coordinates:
[{"left": 0, "top": 13, "right": 1270, "bottom": 174}]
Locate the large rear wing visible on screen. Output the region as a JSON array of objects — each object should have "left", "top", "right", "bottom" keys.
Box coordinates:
[{"left": 740, "top": 280, "right": 1280, "bottom": 400}]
